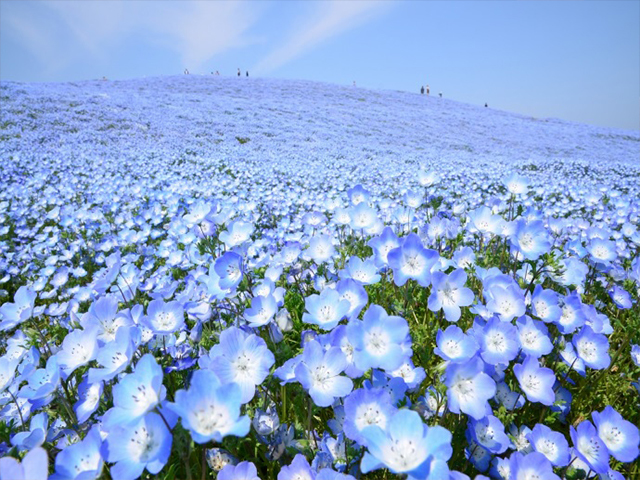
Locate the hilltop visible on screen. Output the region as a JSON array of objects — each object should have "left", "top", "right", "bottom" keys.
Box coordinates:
[{"left": 0, "top": 75, "right": 638, "bottom": 206}]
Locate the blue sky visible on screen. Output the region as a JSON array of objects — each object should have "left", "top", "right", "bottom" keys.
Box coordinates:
[{"left": 1, "top": 0, "right": 638, "bottom": 130}]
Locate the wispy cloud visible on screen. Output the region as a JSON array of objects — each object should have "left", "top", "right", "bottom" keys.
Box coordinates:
[
  {"left": 253, "top": 1, "right": 391, "bottom": 75},
  {"left": 2, "top": 0, "right": 263, "bottom": 73},
  {"left": 145, "top": 1, "right": 263, "bottom": 69}
]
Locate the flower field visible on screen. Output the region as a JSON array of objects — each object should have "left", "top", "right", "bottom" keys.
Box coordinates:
[{"left": 0, "top": 75, "right": 639, "bottom": 480}]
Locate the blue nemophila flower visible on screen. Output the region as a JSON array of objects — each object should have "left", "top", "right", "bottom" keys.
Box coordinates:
[
  {"left": 302, "top": 211, "right": 328, "bottom": 228},
  {"left": 102, "top": 353, "right": 165, "bottom": 428},
  {"left": 305, "top": 234, "right": 336, "bottom": 264},
  {"left": 343, "top": 388, "right": 396, "bottom": 447},
  {"left": 510, "top": 424, "right": 533, "bottom": 453},
  {"left": 495, "top": 381, "right": 525, "bottom": 410},
  {"left": 418, "top": 169, "right": 440, "bottom": 187},
  {"left": 56, "top": 326, "right": 99, "bottom": 377},
  {"left": 428, "top": 268, "right": 475, "bottom": 322},
  {"left": 19, "top": 354, "right": 60, "bottom": 403},
  {"left": 142, "top": 299, "right": 185, "bottom": 334},
  {"left": 592, "top": 406, "right": 639, "bottom": 463},
  {"left": 252, "top": 405, "right": 280, "bottom": 436},
  {"left": 329, "top": 324, "right": 363, "bottom": 378},
  {"left": 488, "top": 456, "right": 511, "bottom": 480},
  {"left": 335, "top": 279, "right": 368, "bottom": 320},
  {"left": 218, "top": 461, "right": 261, "bottom": 480},
  {"left": 504, "top": 172, "right": 530, "bottom": 195},
  {"left": 485, "top": 283, "right": 526, "bottom": 322},
  {"left": 513, "top": 355, "right": 556, "bottom": 406},
  {"left": 302, "top": 288, "right": 350, "bottom": 331},
  {"left": 274, "top": 355, "right": 303, "bottom": 384},
  {"left": 81, "top": 295, "right": 127, "bottom": 343},
  {"left": 609, "top": 286, "right": 632, "bottom": 309},
  {"left": 466, "top": 437, "right": 491, "bottom": 472},
  {"left": 11, "top": 411, "right": 48, "bottom": 450},
  {"left": 0, "top": 356, "right": 18, "bottom": 394},
  {"left": 467, "top": 206, "right": 505, "bottom": 236},
  {"left": 104, "top": 412, "right": 173, "bottom": 480},
  {"left": 220, "top": 220, "right": 254, "bottom": 248},
  {"left": 572, "top": 325, "right": 611, "bottom": 370},
  {"left": 403, "top": 189, "right": 424, "bottom": 208},
  {"left": 215, "top": 252, "right": 244, "bottom": 290},
  {"left": 0, "top": 286, "right": 36, "bottom": 331},
  {"left": 510, "top": 219, "right": 551, "bottom": 261},
  {"left": 631, "top": 344, "right": 640, "bottom": 367},
  {"left": 468, "top": 414, "right": 510, "bottom": 454},
  {"left": 387, "top": 233, "right": 439, "bottom": 287},
  {"left": 347, "top": 184, "right": 370, "bottom": 205},
  {"left": 559, "top": 342, "right": 587, "bottom": 377},
  {"left": 508, "top": 452, "right": 560, "bottom": 480},
  {"left": 586, "top": 238, "right": 617, "bottom": 264},
  {"left": 51, "top": 425, "right": 103, "bottom": 480},
  {"left": 444, "top": 356, "right": 496, "bottom": 420},
  {"left": 205, "top": 447, "right": 237, "bottom": 471},
  {"left": 555, "top": 292, "right": 586, "bottom": 334},
  {"left": 516, "top": 316, "right": 553, "bottom": 358},
  {"left": 202, "top": 326, "right": 275, "bottom": 404},
  {"left": 244, "top": 294, "right": 278, "bottom": 328},
  {"left": 169, "top": 369, "right": 249, "bottom": 443},
  {"left": 294, "top": 339, "right": 353, "bottom": 407},
  {"left": 339, "top": 256, "right": 380, "bottom": 285},
  {"left": 527, "top": 424, "right": 570, "bottom": 467},
  {"left": 0, "top": 446, "right": 48, "bottom": 480},
  {"left": 368, "top": 226, "right": 401, "bottom": 268},
  {"left": 360, "top": 409, "right": 452, "bottom": 480},
  {"left": 316, "top": 469, "right": 356, "bottom": 480},
  {"left": 346, "top": 305, "right": 409, "bottom": 372},
  {"left": 200, "top": 263, "right": 231, "bottom": 300},
  {"left": 476, "top": 317, "right": 520, "bottom": 366},
  {"left": 87, "top": 325, "right": 135, "bottom": 384},
  {"left": 349, "top": 202, "right": 378, "bottom": 231},
  {"left": 530, "top": 285, "right": 561, "bottom": 323},
  {"left": 570, "top": 420, "right": 610, "bottom": 474},
  {"left": 434, "top": 325, "right": 479, "bottom": 363},
  {"left": 452, "top": 246, "right": 476, "bottom": 269},
  {"left": 74, "top": 378, "right": 103, "bottom": 424},
  {"left": 389, "top": 358, "right": 426, "bottom": 390},
  {"left": 278, "top": 454, "right": 314, "bottom": 480}
]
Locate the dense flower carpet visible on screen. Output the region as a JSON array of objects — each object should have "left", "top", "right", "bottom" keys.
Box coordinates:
[{"left": 0, "top": 76, "right": 639, "bottom": 479}]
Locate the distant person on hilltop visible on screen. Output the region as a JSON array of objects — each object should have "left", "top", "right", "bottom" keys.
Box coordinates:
[
  {"left": 485, "top": 103, "right": 488, "bottom": 108},
  {"left": 184, "top": 68, "right": 189, "bottom": 75},
  {"left": 426, "top": 85, "right": 430, "bottom": 95},
  {"left": 353, "top": 80, "right": 356, "bottom": 86},
  {"left": 246, "top": 71, "right": 249, "bottom": 77},
  {"left": 421, "top": 86, "right": 424, "bottom": 94},
  {"left": 439, "top": 92, "right": 442, "bottom": 98},
  {"left": 215, "top": 70, "right": 220, "bottom": 76},
  {"left": 238, "top": 68, "right": 241, "bottom": 77}
]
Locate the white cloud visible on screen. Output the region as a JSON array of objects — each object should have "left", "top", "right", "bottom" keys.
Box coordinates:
[
  {"left": 253, "top": 1, "right": 390, "bottom": 75},
  {"left": 2, "top": 0, "right": 263, "bottom": 73},
  {"left": 145, "top": 1, "right": 262, "bottom": 69}
]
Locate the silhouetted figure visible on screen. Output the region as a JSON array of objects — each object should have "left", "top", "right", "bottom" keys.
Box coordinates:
[
  {"left": 439, "top": 92, "right": 442, "bottom": 98},
  {"left": 426, "top": 85, "right": 430, "bottom": 95},
  {"left": 353, "top": 80, "right": 356, "bottom": 86},
  {"left": 421, "top": 86, "right": 424, "bottom": 94},
  {"left": 237, "top": 68, "right": 241, "bottom": 77},
  {"left": 215, "top": 70, "right": 220, "bottom": 76},
  {"left": 184, "top": 69, "right": 189, "bottom": 75},
  {"left": 246, "top": 71, "right": 249, "bottom": 77},
  {"left": 485, "top": 103, "right": 488, "bottom": 108}
]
